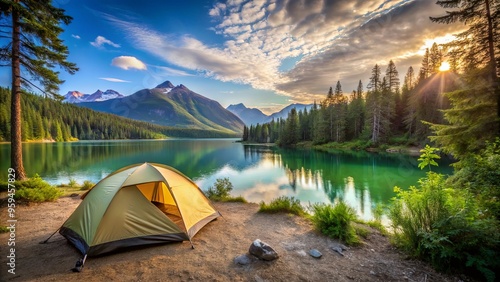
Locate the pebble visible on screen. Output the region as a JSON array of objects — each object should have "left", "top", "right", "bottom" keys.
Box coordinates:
[{"left": 308, "top": 249, "right": 322, "bottom": 258}]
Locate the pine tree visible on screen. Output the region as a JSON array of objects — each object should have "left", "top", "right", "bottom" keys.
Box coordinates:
[
  {"left": 402, "top": 66, "right": 417, "bottom": 135},
  {"left": 431, "top": 0, "right": 499, "bottom": 134},
  {"left": 429, "top": 42, "right": 443, "bottom": 74},
  {"left": 0, "top": 1, "right": 78, "bottom": 180},
  {"left": 419, "top": 48, "right": 430, "bottom": 81},
  {"left": 366, "top": 64, "right": 383, "bottom": 143},
  {"left": 332, "top": 81, "right": 347, "bottom": 142}
]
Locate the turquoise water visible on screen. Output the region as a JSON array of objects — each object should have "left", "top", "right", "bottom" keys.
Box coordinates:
[{"left": 0, "top": 139, "right": 453, "bottom": 220}]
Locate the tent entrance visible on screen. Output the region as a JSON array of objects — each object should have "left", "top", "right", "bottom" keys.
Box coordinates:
[{"left": 134, "top": 182, "right": 186, "bottom": 231}]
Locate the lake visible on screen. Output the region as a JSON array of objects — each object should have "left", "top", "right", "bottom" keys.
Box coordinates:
[{"left": 0, "top": 139, "right": 453, "bottom": 220}]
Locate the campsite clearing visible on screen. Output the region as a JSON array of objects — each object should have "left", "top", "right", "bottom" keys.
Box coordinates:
[{"left": 1, "top": 196, "right": 469, "bottom": 281}]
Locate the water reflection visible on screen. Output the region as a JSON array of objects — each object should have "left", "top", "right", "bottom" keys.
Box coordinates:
[
  {"left": 0, "top": 140, "right": 453, "bottom": 220},
  {"left": 197, "top": 145, "right": 453, "bottom": 220}
]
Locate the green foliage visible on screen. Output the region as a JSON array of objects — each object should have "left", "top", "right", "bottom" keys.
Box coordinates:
[
  {"left": 81, "top": 180, "right": 95, "bottom": 190},
  {"left": 417, "top": 145, "right": 441, "bottom": 171},
  {"left": 205, "top": 178, "right": 246, "bottom": 202},
  {"left": 309, "top": 201, "right": 359, "bottom": 245},
  {"left": 258, "top": 196, "right": 306, "bottom": 216},
  {"left": 448, "top": 138, "right": 500, "bottom": 219},
  {"left": 68, "top": 178, "right": 78, "bottom": 188},
  {"left": 353, "top": 225, "right": 369, "bottom": 239},
  {"left": 389, "top": 172, "right": 500, "bottom": 281},
  {"left": 0, "top": 87, "right": 240, "bottom": 142},
  {"left": 14, "top": 174, "right": 62, "bottom": 202},
  {"left": 0, "top": 225, "right": 9, "bottom": 233}
]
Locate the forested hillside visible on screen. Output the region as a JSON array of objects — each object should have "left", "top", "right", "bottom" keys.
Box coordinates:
[
  {"left": 244, "top": 46, "right": 460, "bottom": 147},
  {"left": 0, "top": 87, "right": 239, "bottom": 142}
]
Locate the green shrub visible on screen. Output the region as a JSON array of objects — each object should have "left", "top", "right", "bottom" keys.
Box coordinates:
[
  {"left": 389, "top": 172, "right": 500, "bottom": 281},
  {"left": 309, "top": 201, "right": 359, "bottom": 245},
  {"left": 14, "top": 174, "right": 62, "bottom": 202},
  {"left": 205, "top": 178, "right": 246, "bottom": 202},
  {"left": 68, "top": 178, "right": 78, "bottom": 188},
  {"left": 259, "top": 196, "right": 306, "bottom": 216},
  {"left": 81, "top": 180, "right": 95, "bottom": 190},
  {"left": 0, "top": 225, "right": 9, "bottom": 233},
  {"left": 447, "top": 138, "right": 500, "bottom": 219},
  {"left": 354, "top": 225, "right": 369, "bottom": 239}
]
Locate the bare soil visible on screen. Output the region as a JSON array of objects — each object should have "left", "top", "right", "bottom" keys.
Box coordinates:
[{"left": 1, "top": 196, "right": 470, "bottom": 282}]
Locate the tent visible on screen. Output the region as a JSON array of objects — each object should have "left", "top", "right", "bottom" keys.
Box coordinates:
[{"left": 59, "top": 162, "right": 220, "bottom": 258}]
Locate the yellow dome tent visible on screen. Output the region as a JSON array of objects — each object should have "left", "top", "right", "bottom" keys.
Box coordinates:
[{"left": 57, "top": 163, "right": 220, "bottom": 261}]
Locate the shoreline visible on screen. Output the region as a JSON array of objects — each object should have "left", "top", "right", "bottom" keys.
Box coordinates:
[{"left": 0, "top": 196, "right": 465, "bottom": 281}]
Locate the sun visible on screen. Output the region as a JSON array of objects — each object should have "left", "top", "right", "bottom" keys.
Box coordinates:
[{"left": 439, "top": 61, "right": 451, "bottom": 72}]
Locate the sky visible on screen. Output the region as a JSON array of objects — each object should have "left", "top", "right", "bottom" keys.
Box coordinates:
[{"left": 1, "top": 0, "right": 464, "bottom": 114}]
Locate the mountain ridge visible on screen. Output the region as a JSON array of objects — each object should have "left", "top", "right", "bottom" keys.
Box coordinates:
[
  {"left": 63, "top": 89, "right": 124, "bottom": 103},
  {"left": 227, "top": 103, "right": 314, "bottom": 126},
  {"left": 76, "top": 81, "right": 245, "bottom": 134}
]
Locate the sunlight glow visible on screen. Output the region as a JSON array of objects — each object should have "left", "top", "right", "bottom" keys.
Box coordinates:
[
  {"left": 439, "top": 61, "right": 450, "bottom": 72},
  {"left": 417, "top": 33, "right": 457, "bottom": 55}
]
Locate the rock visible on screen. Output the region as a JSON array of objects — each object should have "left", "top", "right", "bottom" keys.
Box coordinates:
[
  {"left": 249, "top": 239, "right": 279, "bottom": 261},
  {"left": 234, "top": 254, "right": 252, "bottom": 265},
  {"left": 308, "top": 249, "right": 322, "bottom": 258},
  {"left": 331, "top": 243, "right": 348, "bottom": 256},
  {"left": 70, "top": 193, "right": 80, "bottom": 197}
]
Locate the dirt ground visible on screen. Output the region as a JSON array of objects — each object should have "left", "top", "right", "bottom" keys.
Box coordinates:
[{"left": 1, "top": 195, "right": 470, "bottom": 282}]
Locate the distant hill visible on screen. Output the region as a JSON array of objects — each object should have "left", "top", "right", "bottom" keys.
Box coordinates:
[
  {"left": 226, "top": 103, "right": 268, "bottom": 126},
  {"left": 0, "top": 87, "right": 240, "bottom": 142},
  {"left": 63, "top": 89, "right": 124, "bottom": 103},
  {"left": 226, "top": 103, "right": 314, "bottom": 126},
  {"left": 77, "top": 81, "right": 244, "bottom": 134}
]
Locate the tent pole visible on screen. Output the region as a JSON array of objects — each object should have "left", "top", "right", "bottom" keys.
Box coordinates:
[{"left": 39, "top": 226, "right": 61, "bottom": 244}]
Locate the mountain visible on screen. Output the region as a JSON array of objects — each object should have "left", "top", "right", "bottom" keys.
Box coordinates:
[
  {"left": 77, "top": 81, "right": 244, "bottom": 134},
  {"left": 268, "top": 103, "right": 313, "bottom": 121},
  {"left": 63, "top": 89, "right": 124, "bottom": 103},
  {"left": 226, "top": 103, "right": 268, "bottom": 126},
  {"left": 227, "top": 103, "right": 314, "bottom": 126}
]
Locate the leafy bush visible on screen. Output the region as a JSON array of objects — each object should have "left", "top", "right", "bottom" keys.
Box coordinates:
[
  {"left": 259, "top": 196, "right": 306, "bottom": 216},
  {"left": 68, "top": 178, "right": 78, "bottom": 188},
  {"left": 14, "top": 174, "right": 62, "bottom": 202},
  {"left": 309, "top": 201, "right": 359, "bottom": 245},
  {"left": 448, "top": 138, "right": 500, "bottom": 219},
  {"left": 81, "top": 180, "right": 95, "bottom": 190},
  {"left": 389, "top": 171, "right": 500, "bottom": 281},
  {"left": 205, "top": 178, "right": 246, "bottom": 202}
]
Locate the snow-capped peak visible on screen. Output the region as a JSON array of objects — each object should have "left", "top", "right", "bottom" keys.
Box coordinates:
[{"left": 62, "top": 89, "right": 124, "bottom": 103}]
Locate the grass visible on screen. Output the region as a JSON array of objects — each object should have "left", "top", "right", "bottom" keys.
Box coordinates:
[
  {"left": 258, "top": 196, "right": 307, "bottom": 216},
  {"left": 0, "top": 225, "right": 9, "bottom": 233},
  {"left": 309, "top": 201, "right": 360, "bottom": 245},
  {"left": 205, "top": 178, "right": 247, "bottom": 203},
  {"left": 14, "top": 174, "right": 62, "bottom": 202},
  {"left": 81, "top": 180, "right": 95, "bottom": 190}
]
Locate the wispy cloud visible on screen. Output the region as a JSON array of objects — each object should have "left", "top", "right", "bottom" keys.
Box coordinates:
[
  {"left": 90, "top": 35, "right": 120, "bottom": 48},
  {"left": 150, "top": 65, "right": 193, "bottom": 77},
  {"left": 71, "top": 34, "right": 81, "bottom": 39},
  {"left": 111, "top": 56, "right": 147, "bottom": 70},
  {"left": 103, "top": 0, "right": 463, "bottom": 102},
  {"left": 99, "top": 77, "right": 131, "bottom": 83}
]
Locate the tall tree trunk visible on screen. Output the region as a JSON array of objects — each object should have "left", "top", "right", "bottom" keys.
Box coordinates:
[
  {"left": 484, "top": 0, "right": 500, "bottom": 134},
  {"left": 11, "top": 4, "right": 27, "bottom": 180}
]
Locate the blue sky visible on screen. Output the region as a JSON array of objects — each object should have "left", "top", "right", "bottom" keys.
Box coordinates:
[{"left": 1, "top": 0, "right": 463, "bottom": 114}]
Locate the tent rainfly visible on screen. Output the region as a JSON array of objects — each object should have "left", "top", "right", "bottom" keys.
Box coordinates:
[{"left": 57, "top": 163, "right": 220, "bottom": 261}]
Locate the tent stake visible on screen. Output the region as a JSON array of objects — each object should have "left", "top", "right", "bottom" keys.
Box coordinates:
[{"left": 39, "top": 227, "right": 60, "bottom": 244}]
